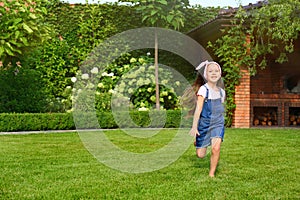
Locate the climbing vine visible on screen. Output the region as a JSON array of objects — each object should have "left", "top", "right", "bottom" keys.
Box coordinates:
[{"left": 209, "top": 0, "right": 300, "bottom": 126}]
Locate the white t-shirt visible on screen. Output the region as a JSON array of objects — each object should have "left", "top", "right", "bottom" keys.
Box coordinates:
[{"left": 197, "top": 83, "right": 225, "bottom": 103}]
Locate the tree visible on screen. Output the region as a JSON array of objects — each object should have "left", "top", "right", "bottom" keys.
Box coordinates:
[
  {"left": 209, "top": 0, "right": 300, "bottom": 126},
  {"left": 0, "top": 0, "right": 51, "bottom": 69},
  {"left": 119, "top": 0, "right": 189, "bottom": 110}
]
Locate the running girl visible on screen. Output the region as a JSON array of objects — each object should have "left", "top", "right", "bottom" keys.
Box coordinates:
[{"left": 189, "top": 60, "right": 225, "bottom": 177}]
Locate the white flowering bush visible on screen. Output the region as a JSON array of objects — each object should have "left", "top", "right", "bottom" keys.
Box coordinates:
[
  {"left": 115, "top": 62, "right": 180, "bottom": 110},
  {"left": 67, "top": 54, "right": 181, "bottom": 112}
]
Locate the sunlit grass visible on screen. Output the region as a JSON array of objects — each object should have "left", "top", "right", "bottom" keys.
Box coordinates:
[{"left": 0, "top": 128, "right": 299, "bottom": 199}]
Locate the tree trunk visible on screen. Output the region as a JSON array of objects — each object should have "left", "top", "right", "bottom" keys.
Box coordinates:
[{"left": 155, "top": 30, "right": 160, "bottom": 110}]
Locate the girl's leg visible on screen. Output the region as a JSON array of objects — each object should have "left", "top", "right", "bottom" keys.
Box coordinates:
[
  {"left": 196, "top": 148, "right": 207, "bottom": 159},
  {"left": 209, "top": 138, "right": 222, "bottom": 177}
]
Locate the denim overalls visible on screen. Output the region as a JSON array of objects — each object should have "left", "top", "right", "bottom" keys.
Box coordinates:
[{"left": 195, "top": 85, "right": 225, "bottom": 148}]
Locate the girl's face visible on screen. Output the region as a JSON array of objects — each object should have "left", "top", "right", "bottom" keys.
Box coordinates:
[{"left": 205, "top": 63, "right": 221, "bottom": 83}]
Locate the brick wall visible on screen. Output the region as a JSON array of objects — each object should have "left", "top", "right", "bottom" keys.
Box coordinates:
[
  {"left": 232, "top": 39, "right": 300, "bottom": 128},
  {"left": 232, "top": 68, "right": 250, "bottom": 128},
  {"left": 251, "top": 66, "right": 274, "bottom": 94}
]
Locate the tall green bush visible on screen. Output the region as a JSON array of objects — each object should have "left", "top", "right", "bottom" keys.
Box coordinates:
[
  {"left": 23, "top": 2, "right": 117, "bottom": 112},
  {"left": 0, "top": 68, "right": 47, "bottom": 113}
]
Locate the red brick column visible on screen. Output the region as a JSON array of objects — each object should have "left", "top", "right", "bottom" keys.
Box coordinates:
[{"left": 233, "top": 68, "right": 251, "bottom": 128}]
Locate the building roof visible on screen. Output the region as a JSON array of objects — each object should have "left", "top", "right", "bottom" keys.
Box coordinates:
[{"left": 187, "top": 0, "right": 268, "bottom": 57}]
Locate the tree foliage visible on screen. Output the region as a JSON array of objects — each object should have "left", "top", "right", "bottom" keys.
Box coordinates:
[
  {"left": 182, "top": 5, "right": 219, "bottom": 32},
  {"left": 0, "top": 0, "right": 51, "bottom": 68},
  {"left": 119, "top": 0, "right": 189, "bottom": 30},
  {"left": 249, "top": 0, "right": 300, "bottom": 68}
]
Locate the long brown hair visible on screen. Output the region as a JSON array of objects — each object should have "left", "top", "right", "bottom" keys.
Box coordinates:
[
  {"left": 192, "top": 74, "right": 205, "bottom": 95},
  {"left": 181, "top": 73, "right": 205, "bottom": 117}
]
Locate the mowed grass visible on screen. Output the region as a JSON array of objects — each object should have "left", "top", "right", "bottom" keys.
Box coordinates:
[{"left": 0, "top": 128, "right": 299, "bottom": 200}]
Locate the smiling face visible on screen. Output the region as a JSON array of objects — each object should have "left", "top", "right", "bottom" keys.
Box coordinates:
[{"left": 205, "top": 63, "right": 221, "bottom": 83}]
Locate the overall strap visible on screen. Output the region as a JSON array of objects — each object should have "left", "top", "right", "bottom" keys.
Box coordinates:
[
  {"left": 219, "top": 87, "right": 223, "bottom": 97},
  {"left": 204, "top": 85, "right": 209, "bottom": 99}
]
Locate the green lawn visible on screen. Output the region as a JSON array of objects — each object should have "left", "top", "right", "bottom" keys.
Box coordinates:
[{"left": 0, "top": 128, "right": 299, "bottom": 199}]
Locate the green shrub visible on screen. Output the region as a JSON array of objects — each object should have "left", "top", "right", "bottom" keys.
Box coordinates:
[
  {"left": 0, "top": 68, "right": 48, "bottom": 113},
  {"left": 0, "top": 111, "right": 192, "bottom": 132}
]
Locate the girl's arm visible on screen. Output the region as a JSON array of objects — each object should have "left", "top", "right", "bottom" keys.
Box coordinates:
[{"left": 189, "top": 95, "right": 205, "bottom": 137}]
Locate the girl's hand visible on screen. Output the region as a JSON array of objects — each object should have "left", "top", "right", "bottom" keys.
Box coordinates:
[{"left": 189, "top": 127, "right": 200, "bottom": 137}]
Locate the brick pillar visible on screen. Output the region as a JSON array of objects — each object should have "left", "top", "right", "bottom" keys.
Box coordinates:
[{"left": 233, "top": 68, "right": 251, "bottom": 128}]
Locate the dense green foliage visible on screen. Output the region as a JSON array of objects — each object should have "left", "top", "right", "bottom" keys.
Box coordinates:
[
  {"left": 0, "top": 68, "right": 48, "bottom": 113},
  {"left": 0, "top": 0, "right": 51, "bottom": 68},
  {"left": 120, "top": 0, "right": 189, "bottom": 30},
  {"left": 0, "top": 113, "right": 75, "bottom": 131},
  {"left": 0, "top": 1, "right": 218, "bottom": 113},
  {"left": 0, "top": 129, "right": 299, "bottom": 198},
  {"left": 23, "top": 2, "right": 118, "bottom": 110}
]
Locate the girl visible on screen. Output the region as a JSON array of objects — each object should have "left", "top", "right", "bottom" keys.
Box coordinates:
[{"left": 189, "top": 60, "right": 225, "bottom": 177}]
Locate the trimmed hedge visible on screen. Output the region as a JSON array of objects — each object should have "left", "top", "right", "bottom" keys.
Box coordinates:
[
  {"left": 0, "top": 113, "right": 75, "bottom": 132},
  {"left": 0, "top": 111, "right": 192, "bottom": 132}
]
